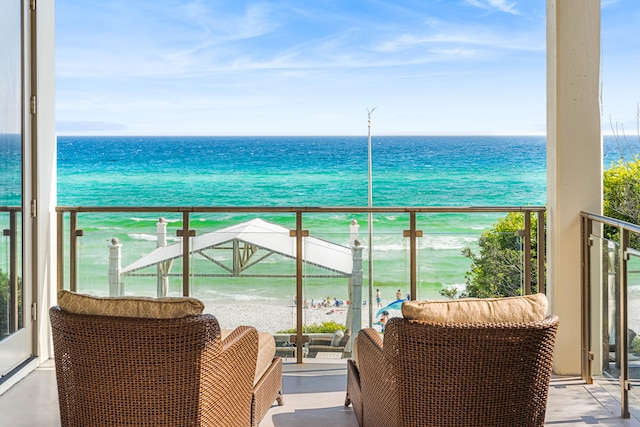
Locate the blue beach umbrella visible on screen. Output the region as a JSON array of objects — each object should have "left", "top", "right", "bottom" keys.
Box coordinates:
[{"left": 376, "top": 299, "right": 405, "bottom": 317}]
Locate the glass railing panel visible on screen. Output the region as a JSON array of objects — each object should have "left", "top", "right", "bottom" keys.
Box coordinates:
[
  {"left": 1, "top": 212, "right": 13, "bottom": 339},
  {"left": 626, "top": 250, "right": 640, "bottom": 418},
  {"left": 591, "top": 236, "right": 622, "bottom": 402},
  {"left": 417, "top": 213, "right": 493, "bottom": 301},
  {"left": 304, "top": 213, "right": 380, "bottom": 358},
  {"left": 426, "top": 212, "right": 537, "bottom": 300},
  {"left": 127, "top": 213, "right": 184, "bottom": 297},
  {"left": 368, "top": 214, "right": 410, "bottom": 332},
  {"left": 67, "top": 212, "right": 181, "bottom": 297},
  {"left": 58, "top": 211, "right": 71, "bottom": 290},
  {"left": 299, "top": 214, "right": 368, "bottom": 359},
  {"left": 582, "top": 212, "right": 640, "bottom": 418}
]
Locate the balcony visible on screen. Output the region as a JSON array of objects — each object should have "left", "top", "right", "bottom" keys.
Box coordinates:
[
  {"left": 4, "top": 203, "right": 640, "bottom": 423},
  {"left": 0, "top": 207, "right": 640, "bottom": 426}
]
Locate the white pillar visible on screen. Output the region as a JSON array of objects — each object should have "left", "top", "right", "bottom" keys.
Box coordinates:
[
  {"left": 157, "top": 217, "right": 167, "bottom": 248},
  {"left": 547, "top": 0, "right": 602, "bottom": 374},
  {"left": 346, "top": 240, "right": 364, "bottom": 353},
  {"left": 34, "top": 0, "right": 57, "bottom": 364},
  {"left": 156, "top": 218, "right": 169, "bottom": 297},
  {"left": 108, "top": 238, "right": 123, "bottom": 296},
  {"left": 349, "top": 219, "right": 360, "bottom": 246}
]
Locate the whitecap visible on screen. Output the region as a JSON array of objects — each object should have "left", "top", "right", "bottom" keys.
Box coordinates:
[{"left": 128, "top": 233, "right": 159, "bottom": 242}]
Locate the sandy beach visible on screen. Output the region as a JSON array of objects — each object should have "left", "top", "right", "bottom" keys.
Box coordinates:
[{"left": 205, "top": 302, "right": 350, "bottom": 334}]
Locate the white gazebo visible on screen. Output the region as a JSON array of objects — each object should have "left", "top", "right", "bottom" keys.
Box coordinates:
[{"left": 118, "top": 218, "right": 354, "bottom": 281}]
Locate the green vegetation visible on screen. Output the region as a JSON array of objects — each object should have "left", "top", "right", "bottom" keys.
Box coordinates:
[
  {"left": 603, "top": 157, "right": 640, "bottom": 244},
  {"left": 1, "top": 269, "right": 9, "bottom": 336},
  {"left": 277, "top": 320, "right": 345, "bottom": 334},
  {"left": 441, "top": 212, "right": 540, "bottom": 299},
  {"left": 0, "top": 268, "right": 23, "bottom": 338},
  {"left": 445, "top": 151, "right": 640, "bottom": 300}
]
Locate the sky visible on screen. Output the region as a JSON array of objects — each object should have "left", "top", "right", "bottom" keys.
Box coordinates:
[{"left": 55, "top": 0, "right": 640, "bottom": 136}]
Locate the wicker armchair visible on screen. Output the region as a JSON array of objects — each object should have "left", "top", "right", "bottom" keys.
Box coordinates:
[
  {"left": 345, "top": 315, "right": 559, "bottom": 427},
  {"left": 50, "top": 306, "right": 280, "bottom": 427}
]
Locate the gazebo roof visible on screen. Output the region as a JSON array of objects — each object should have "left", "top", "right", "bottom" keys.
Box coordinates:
[{"left": 121, "top": 218, "right": 353, "bottom": 276}]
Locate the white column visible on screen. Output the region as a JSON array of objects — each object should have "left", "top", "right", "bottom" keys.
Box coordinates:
[
  {"left": 547, "top": 0, "right": 602, "bottom": 374},
  {"left": 349, "top": 219, "right": 360, "bottom": 247},
  {"left": 108, "top": 238, "right": 123, "bottom": 296},
  {"left": 35, "top": 0, "right": 57, "bottom": 363},
  {"left": 346, "top": 240, "right": 363, "bottom": 353},
  {"left": 156, "top": 218, "right": 169, "bottom": 297}
]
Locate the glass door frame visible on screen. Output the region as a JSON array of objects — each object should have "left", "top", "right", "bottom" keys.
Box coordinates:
[{"left": 0, "top": 0, "right": 34, "bottom": 381}]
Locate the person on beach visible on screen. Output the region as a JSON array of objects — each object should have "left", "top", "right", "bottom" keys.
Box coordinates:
[
  {"left": 380, "top": 310, "right": 389, "bottom": 333},
  {"left": 396, "top": 289, "right": 402, "bottom": 301},
  {"left": 376, "top": 289, "right": 382, "bottom": 307}
]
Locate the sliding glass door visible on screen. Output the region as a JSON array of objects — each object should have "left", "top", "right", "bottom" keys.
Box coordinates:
[{"left": 0, "top": 0, "right": 30, "bottom": 377}]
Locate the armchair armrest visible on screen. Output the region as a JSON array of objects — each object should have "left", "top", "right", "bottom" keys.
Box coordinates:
[
  {"left": 355, "top": 327, "right": 398, "bottom": 427},
  {"left": 202, "top": 325, "right": 258, "bottom": 425}
]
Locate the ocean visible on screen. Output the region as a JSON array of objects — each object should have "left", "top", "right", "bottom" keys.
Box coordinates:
[{"left": 56, "top": 135, "right": 624, "bottom": 310}]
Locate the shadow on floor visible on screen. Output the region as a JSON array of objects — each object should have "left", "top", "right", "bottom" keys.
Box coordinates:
[{"left": 271, "top": 406, "right": 356, "bottom": 427}]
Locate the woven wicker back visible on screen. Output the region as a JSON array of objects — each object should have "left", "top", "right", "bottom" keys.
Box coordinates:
[
  {"left": 381, "top": 316, "right": 559, "bottom": 427},
  {"left": 50, "top": 307, "right": 255, "bottom": 427}
]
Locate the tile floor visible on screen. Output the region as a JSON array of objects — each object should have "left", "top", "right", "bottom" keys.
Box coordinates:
[{"left": 2, "top": 359, "right": 640, "bottom": 426}]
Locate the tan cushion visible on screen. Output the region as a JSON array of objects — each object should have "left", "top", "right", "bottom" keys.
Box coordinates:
[
  {"left": 402, "top": 293, "right": 548, "bottom": 324},
  {"left": 221, "top": 329, "right": 275, "bottom": 386},
  {"left": 57, "top": 290, "right": 204, "bottom": 319}
]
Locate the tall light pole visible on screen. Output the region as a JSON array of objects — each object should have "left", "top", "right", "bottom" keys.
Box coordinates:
[{"left": 367, "top": 107, "right": 376, "bottom": 327}]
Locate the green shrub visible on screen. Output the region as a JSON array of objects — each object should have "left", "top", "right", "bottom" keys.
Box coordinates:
[
  {"left": 442, "top": 212, "right": 541, "bottom": 299},
  {"left": 277, "top": 320, "right": 345, "bottom": 334}
]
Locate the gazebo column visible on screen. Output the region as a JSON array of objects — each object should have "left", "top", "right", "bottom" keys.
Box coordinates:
[{"left": 546, "top": 0, "right": 602, "bottom": 374}]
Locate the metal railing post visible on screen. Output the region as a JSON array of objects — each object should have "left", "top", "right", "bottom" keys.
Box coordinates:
[
  {"left": 620, "top": 228, "right": 630, "bottom": 419},
  {"left": 581, "top": 216, "right": 593, "bottom": 384},
  {"left": 403, "top": 211, "right": 422, "bottom": 300},
  {"left": 57, "top": 210, "right": 64, "bottom": 292},
  {"left": 290, "top": 212, "right": 308, "bottom": 363},
  {"left": 523, "top": 211, "right": 531, "bottom": 295},
  {"left": 176, "top": 211, "right": 194, "bottom": 296},
  {"left": 537, "top": 211, "right": 545, "bottom": 295},
  {"left": 69, "top": 211, "right": 78, "bottom": 292},
  {"left": 6, "top": 211, "right": 18, "bottom": 332}
]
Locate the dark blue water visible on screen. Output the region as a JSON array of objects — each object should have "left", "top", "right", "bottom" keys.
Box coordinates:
[{"left": 57, "top": 135, "right": 550, "bottom": 207}]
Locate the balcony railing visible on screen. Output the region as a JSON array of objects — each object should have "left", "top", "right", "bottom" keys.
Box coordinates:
[
  {"left": 581, "top": 211, "right": 640, "bottom": 419},
  {"left": 55, "top": 205, "right": 545, "bottom": 362},
  {"left": 0, "top": 206, "right": 22, "bottom": 338}
]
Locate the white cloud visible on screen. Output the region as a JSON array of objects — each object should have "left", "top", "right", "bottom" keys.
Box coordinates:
[
  {"left": 372, "top": 30, "right": 543, "bottom": 55},
  {"left": 465, "top": 0, "right": 520, "bottom": 15}
]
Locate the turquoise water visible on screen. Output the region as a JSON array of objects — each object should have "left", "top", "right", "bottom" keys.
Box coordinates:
[{"left": 56, "top": 135, "right": 623, "bottom": 304}]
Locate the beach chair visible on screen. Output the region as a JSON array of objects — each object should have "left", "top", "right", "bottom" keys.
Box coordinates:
[
  {"left": 308, "top": 329, "right": 351, "bottom": 358},
  {"left": 345, "top": 294, "right": 559, "bottom": 427},
  {"left": 50, "top": 290, "right": 283, "bottom": 427}
]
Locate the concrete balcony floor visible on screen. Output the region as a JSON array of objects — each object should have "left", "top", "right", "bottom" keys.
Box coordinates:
[{"left": 1, "top": 358, "right": 640, "bottom": 426}]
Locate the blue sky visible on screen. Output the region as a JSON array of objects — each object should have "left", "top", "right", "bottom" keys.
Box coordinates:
[{"left": 56, "top": 0, "right": 640, "bottom": 136}]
